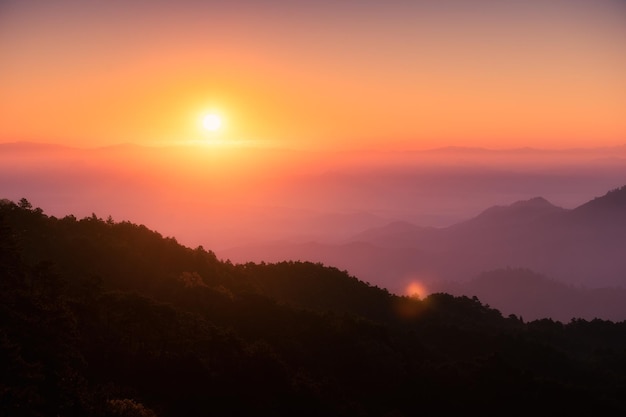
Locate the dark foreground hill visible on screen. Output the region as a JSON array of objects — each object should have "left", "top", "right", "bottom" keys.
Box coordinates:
[{"left": 2, "top": 199, "right": 626, "bottom": 417}]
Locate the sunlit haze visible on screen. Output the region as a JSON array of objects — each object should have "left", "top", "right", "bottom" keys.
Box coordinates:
[
  {"left": 6, "top": 3, "right": 626, "bottom": 413},
  {"left": 2, "top": 0, "right": 626, "bottom": 297},
  {"left": 1, "top": 0, "right": 625, "bottom": 150}
]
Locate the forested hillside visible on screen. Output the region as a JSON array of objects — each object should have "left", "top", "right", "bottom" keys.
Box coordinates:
[{"left": 2, "top": 199, "right": 626, "bottom": 417}]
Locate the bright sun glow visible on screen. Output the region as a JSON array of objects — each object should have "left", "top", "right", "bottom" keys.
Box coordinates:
[
  {"left": 406, "top": 281, "right": 427, "bottom": 299},
  {"left": 202, "top": 114, "right": 222, "bottom": 132}
]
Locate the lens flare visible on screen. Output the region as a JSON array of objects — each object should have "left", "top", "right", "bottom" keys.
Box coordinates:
[{"left": 406, "top": 281, "right": 427, "bottom": 299}]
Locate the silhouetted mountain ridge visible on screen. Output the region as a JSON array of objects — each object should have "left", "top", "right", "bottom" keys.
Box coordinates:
[
  {"left": 436, "top": 268, "right": 626, "bottom": 322},
  {"left": 487, "top": 196, "right": 561, "bottom": 213},
  {"left": 3, "top": 199, "right": 626, "bottom": 416},
  {"left": 449, "top": 196, "right": 566, "bottom": 233},
  {"left": 574, "top": 185, "right": 626, "bottom": 214},
  {"left": 224, "top": 185, "right": 626, "bottom": 318}
]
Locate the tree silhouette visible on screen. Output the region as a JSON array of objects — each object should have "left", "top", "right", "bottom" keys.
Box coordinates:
[{"left": 1, "top": 198, "right": 626, "bottom": 416}]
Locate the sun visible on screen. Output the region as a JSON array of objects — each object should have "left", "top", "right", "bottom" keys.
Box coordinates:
[{"left": 202, "top": 113, "right": 222, "bottom": 132}]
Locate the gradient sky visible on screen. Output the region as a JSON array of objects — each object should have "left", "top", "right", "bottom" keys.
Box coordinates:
[{"left": 2, "top": 0, "right": 625, "bottom": 150}]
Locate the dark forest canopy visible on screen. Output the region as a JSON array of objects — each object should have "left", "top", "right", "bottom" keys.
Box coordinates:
[{"left": 1, "top": 198, "right": 626, "bottom": 417}]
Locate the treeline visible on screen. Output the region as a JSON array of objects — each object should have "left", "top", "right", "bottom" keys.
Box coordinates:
[{"left": 1, "top": 198, "right": 626, "bottom": 416}]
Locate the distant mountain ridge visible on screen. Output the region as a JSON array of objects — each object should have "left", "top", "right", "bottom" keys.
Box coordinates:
[
  {"left": 223, "top": 185, "right": 626, "bottom": 320},
  {"left": 574, "top": 185, "right": 626, "bottom": 213},
  {"left": 447, "top": 196, "right": 567, "bottom": 234},
  {"left": 435, "top": 268, "right": 626, "bottom": 322},
  {"left": 478, "top": 196, "right": 563, "bottom": 217}
]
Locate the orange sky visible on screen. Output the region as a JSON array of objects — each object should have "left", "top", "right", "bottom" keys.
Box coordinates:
[{"left": 1, "top": 0, "right": 625, "bottom": 151}]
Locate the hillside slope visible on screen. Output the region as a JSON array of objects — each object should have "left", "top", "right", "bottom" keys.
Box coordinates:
[{"left": 2, "top": 199, "right": 626, "bottom": 416}]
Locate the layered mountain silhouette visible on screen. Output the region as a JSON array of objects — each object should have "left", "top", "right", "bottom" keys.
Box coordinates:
[
  {"left": 435, "top": 268, "right": 626, "bottom": 322},
  {"left": 3, "top": 198, "right": 626, "bottom": 416},
  {"left": 224, "top": 186, "right": 626, "bottom": 319}
]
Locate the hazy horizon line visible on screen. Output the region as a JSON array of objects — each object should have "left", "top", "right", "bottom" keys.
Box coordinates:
[{"left": 3, "top": 138, "right": 626, "bottom": 154}]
